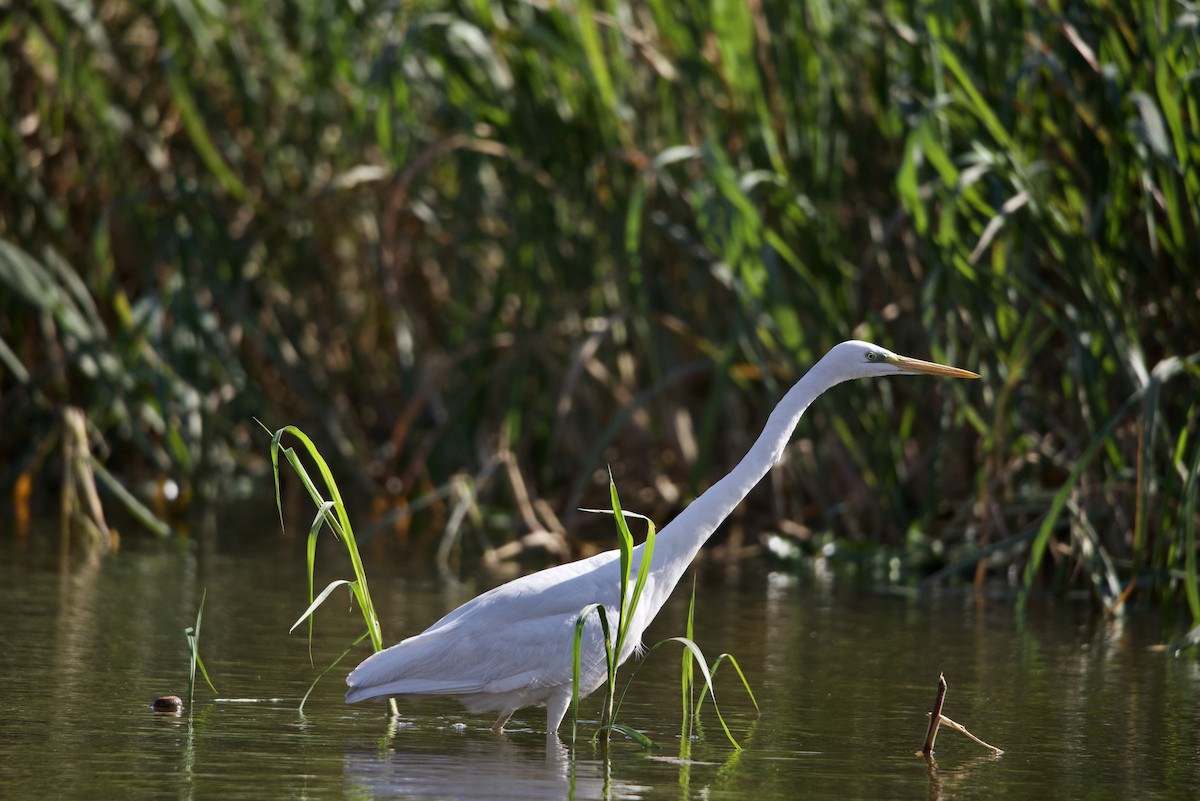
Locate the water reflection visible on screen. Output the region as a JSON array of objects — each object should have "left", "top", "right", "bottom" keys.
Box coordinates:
[
  {"left": 923, "top": 752, "right": 1005, "bottom": 801},
  {"left": 341, "top": 720, "right": 761, "bottom": 801},
  {"left": 344, "top": 735, "right": 649, "bottom": 801}
]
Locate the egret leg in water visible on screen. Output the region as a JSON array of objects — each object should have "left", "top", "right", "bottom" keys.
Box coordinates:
[{"left": 345, "top": 340, "right": 979, "bottom": 737}]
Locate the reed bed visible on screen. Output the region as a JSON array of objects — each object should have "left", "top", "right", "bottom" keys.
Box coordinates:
[{"left": 1, "top": 1, "right": 1197, "bottom": 616}]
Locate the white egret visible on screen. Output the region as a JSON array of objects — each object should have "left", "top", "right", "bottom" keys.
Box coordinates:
[{"left": 346, "top": 340, "right": 978, "bottom": 735}]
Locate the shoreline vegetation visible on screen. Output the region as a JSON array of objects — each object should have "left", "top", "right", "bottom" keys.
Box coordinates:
[{"left": 2, "top": 1, "right": 1198, "bottom": 616}]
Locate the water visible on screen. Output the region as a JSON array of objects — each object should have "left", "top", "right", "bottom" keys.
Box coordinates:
[{"left": 2, "top": 523, "right": 1198, "bottom": 800}]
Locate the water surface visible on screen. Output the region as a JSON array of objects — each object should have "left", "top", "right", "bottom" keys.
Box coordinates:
[{"left": 1, "top": 524, "right": 1197, "bottom": 800}]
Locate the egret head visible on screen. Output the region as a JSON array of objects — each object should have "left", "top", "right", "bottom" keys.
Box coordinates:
[{"left": 824, "top": 340, "right": 980, "bottom": 382}]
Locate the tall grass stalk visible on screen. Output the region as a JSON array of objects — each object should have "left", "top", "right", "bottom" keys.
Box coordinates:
[
  {"left": 185, "top": 589, "right": 217, "bottom": 710},
  {"left": 267, "top": 423, "right": 396, "bottom": 714},
  {"left": 682, "top": 579, "right": 697, "bottom": 730},
  {"left": 571, "top": 478, "right": 754, "bottom": 749},
  {"left": 571, "top": 476, "right": 657, "bottom": 748}
]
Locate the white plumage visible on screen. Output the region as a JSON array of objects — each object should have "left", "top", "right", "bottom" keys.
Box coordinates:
[{"left": 345, "top": 340, "right": 978, "bottom": 735}]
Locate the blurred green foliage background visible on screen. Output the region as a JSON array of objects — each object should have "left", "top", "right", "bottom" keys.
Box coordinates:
[{"left": 1, "top": 0, "right": 1198, "bottom": 610}]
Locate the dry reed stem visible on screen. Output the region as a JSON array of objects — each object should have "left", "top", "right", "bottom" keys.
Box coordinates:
[
  {"left": 919, "top": 672, "right": 1004, "bottom": 757},
  {"left": 920, "top": 672, "right": 947, "bottom": 756},
  {"left": 935, "top": 713, "right": 1005, "bottom": 755},
  {"left": 61, "top": 407, "right": 113, "bottom": 552}
]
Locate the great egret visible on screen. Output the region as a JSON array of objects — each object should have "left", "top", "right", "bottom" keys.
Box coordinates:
[{"left": 345, "top": 340, "right": 978, "bottom": 735}]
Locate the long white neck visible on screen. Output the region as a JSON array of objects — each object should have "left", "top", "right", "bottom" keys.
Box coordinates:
[{"left": 644, "top": 355, "right": 851, "bottom": 604}]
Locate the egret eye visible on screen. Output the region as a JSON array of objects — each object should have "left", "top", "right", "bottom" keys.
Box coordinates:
[{"left": 866, "top": 352, "right": 878, "bottom": 362}]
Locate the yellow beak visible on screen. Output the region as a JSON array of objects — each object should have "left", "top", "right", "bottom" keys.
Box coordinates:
[{"left": 890, "top": 354, "right": 980, "bottom": 379}]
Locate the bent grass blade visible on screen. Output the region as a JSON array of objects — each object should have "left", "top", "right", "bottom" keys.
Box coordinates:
[
  {"left": 300, "top": 631, "right": 371, "bottom": 714},
  {"left": 290, "top": 579, "right": 358, "bottom": 634},
  {"left": 619, "top": 635, "right": 753, "bottom": 750}
]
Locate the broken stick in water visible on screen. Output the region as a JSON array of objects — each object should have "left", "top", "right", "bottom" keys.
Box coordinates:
[
  {"left": 920, "top": 672, "right": 948, "bottom": 756},
  {"left": 919, "top": 673, "right": 1003, "bottom": 756},
  {"left": 935, "top": 712, "right": 1004, "bottom": 754}
]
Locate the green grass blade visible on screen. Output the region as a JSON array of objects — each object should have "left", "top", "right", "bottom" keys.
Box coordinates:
[
  {"left": 266, "top": 424, "right": 395, "bottom": 713},
  {"left": 696, "top": 653, "right": 758, "bottom": 713},
  {"left": 195, "top": 653, "right": 217, "bottom": 697},
  {"left": 573, "top": 476, "right": 662, "bottom": 744},
  {"left": 574, "top": 0, "right": 619, "bottom": 140},
  {"left": 571, "top": 602, "right": 612, "bottom": 745},
  {"left": 682, "top": 578, "right": 696, "bottom": 725},
  {"left": 290, "top": 579, "right": 357, "bottom": 633},
  {"left": 626, "top": 515, "right": 656, "bottom": 630},
  {"left": 596, "top": 723, "right": 658, "bottom": 750},
  {"left": 605, "top": 476, "right": 656, "bottom": 655},
  {"left": 652, "top": 636, "right": 743, "bottom": 749},
  {"left": 299, "top": 630, "right": 371, "bottom": 714},
  {"left": 268, "top": 425, "right": 384, "bottom": 651},
  {"left": 608, "top": 474, "right": 634, "bottom": 647},
  {"left": 264, "top": 420, "right": 286, "bottom": 531},
  {"left": 163, "top": 56, "right": 248, "bottom": 201},
  {"left": 186, "top": 626, "right": 197, "bottom": 707},
  {"left": 0, "top": 333, "right": 30, "bottom": 383},
  {"left": 185, "top": 589, "right": 216, "bottom": 708},
  {"left": 927, "top": 16, "right": 1016, "bottom": 154},
  {"left": 87, "top": 457, "right": 172, "bottom": 538},
  {"left": 302, "top": 500, "right": 339, "bottom": 659}
]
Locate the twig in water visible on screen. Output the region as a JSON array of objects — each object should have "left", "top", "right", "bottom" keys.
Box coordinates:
[
  {"left": 918, "top": 673, "right": 1003, "bottom": 756},
  {"left": 935, "top": 713, "right": 1004, "bottom": 755},
  {"left": 920, "top": 673, "right": 947, "bottom": 756}
]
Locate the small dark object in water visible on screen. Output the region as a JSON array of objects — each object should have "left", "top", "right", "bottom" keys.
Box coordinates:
[{"left": 152, "top": 695, "right": 184, "bottom": 714}]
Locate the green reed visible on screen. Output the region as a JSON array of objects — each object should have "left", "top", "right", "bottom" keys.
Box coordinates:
[
  {"left": 570, "top": 476, "right": 658, "bottom": 748},
  {"left": 3, "top": 1, "right": 1198, "bottom": 621},
  {"left": 185, "top": 589, "right": 217, "bottom": 709},
  {"left": 571, "top": 477, "right": 754, "bottom": 749},
  {"left": 267, "top": 423, "right": 395, "bottom": 713}
]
